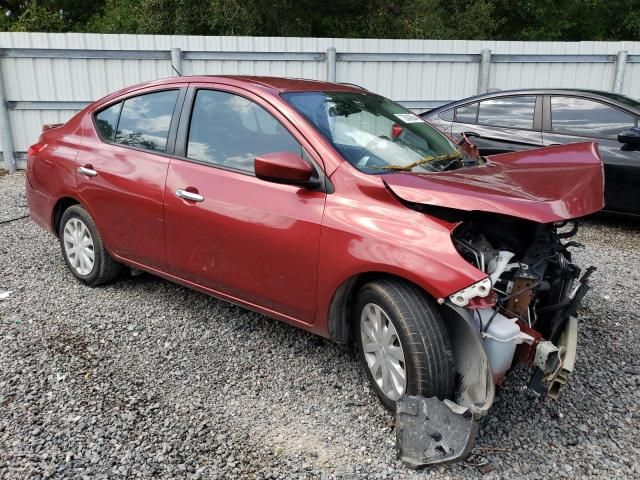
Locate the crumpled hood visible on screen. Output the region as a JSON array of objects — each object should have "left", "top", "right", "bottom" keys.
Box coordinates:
[{"left": 382, "top": 141, "right": 604, "bottom": 223}]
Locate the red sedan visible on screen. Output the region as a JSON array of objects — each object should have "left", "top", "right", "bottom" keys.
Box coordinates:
[{"left": 26, "top": 76, "right": 604, "bottom": 465}]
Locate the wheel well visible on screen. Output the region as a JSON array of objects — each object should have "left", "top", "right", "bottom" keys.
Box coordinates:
[
  {"left": 52, "top": 197, "right": 80, "bottom": 236},
  {"left": 327, "top": 272, "right": 432, "bottom": 344}
]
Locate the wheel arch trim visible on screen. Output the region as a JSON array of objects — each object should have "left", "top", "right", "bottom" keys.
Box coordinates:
[{"left": 326, "top": 270, "right": 443, "bottom": 344}]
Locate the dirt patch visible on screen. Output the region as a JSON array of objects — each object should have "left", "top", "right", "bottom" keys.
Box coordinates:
[
  {"left": 268, "top": 426, "right": 355, "bottom": 469},
  {"left": 43, "top": 327, "right": 93, "bottom": 361}
]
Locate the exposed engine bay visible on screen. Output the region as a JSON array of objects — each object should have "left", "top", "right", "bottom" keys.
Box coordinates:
[
  {"left": 450, "top": 213, "right": 594, "bottom": 393},
  {"left": 396, "top": 213, "right": 595, "bottom": 468}
]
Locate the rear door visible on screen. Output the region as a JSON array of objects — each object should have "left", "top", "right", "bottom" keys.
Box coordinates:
[
  {"left": 450, "top": 95, "right": 543, "bottom": 155},
  {"left": 163, "top": 85, "right": 326, "bottom": 323},
  {"left": 76, "top": 87, "right": 185, "bottom": 270},
  {"left": 542, "top": 95, "right": 640, "bottom": 214}
]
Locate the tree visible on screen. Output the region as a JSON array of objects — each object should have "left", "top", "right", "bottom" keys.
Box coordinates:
[
  {"left": 1, "top": 0, "right": 639, "bottom": 41},
  {"left": 2, "top": 0, "right": 106, "bottom": 32},
  {"left": 84, "top": 0, "right": 142, "bottom": 34}
]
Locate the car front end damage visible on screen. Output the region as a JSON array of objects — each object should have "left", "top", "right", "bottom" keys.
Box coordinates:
[{"left": 385, "top": 142, "right": 604, "bottom": 467}]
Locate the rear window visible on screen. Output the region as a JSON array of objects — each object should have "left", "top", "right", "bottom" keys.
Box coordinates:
[
  {"left": 455, "top": 103, "right": 478, "bottom": 124},
  {"left": 438, "top": 109, "right": 454, "bottom": 121},
  {"left": 114, "top": 90, "right": 179, "bottom": 152}
]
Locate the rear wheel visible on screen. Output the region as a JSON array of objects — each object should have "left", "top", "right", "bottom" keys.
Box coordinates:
[
  {"left": 354, "top": 279, "right": 455, "bottom": 411},
  {"left": 59, "top": 205, "right": 121, "bottom": 286}
]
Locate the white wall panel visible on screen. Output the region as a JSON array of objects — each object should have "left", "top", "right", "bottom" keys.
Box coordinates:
[{"left": 0, "top": 32, "right": 639, "bottom": 155}]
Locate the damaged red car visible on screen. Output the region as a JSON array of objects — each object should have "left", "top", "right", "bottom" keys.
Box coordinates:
[{"left": 26, "top": 76, "right": 604, "bottom": 467}]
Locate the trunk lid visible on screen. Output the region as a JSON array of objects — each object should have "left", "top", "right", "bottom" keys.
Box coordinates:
[{"left": 382, "top": 142, "right": 604, "bottom": 223}]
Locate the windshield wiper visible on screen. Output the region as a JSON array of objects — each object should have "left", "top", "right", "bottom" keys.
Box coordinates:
[{"left": 380, "top": 151, "right": 463, "bottom": 172}]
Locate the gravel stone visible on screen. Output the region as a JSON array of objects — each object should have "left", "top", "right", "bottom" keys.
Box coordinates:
[{"left": 1, "top": 170, "right": 639, "bottom": 478}]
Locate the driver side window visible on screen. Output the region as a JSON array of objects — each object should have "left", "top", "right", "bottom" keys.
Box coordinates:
[
  {"left": 550, "top": 97, "right": 636, "bottom": 140},
  {"left": 187, "top": 90, "right": 302, "bottom": 173}
]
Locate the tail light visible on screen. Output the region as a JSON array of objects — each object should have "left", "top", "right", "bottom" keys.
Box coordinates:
[
  {"left": 27, "top": 143, "right": 45, "bottom": 158},
  {"left": 27, "top": 142, "right": 46, "bottom": 172}
]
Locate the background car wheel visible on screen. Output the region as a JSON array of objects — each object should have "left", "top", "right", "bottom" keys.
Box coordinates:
[
  {"left": 354, "top": 278, "right": 455, "bottom": 411},
  {"left": 59, "top": 205, "right": 121, "bottom": 286}
]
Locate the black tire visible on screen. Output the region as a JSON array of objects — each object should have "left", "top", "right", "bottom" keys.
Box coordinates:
[
  {"left": 354, "top": 278, "right": 455, "bottom": 411},
  {"left": 59, "top": 204, "right": 121, "bottom": 286}
]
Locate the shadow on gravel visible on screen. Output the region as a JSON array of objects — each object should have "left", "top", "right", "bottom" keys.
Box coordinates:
[{"left": 586, "top": 212, "right": 640, "bottom": 231}]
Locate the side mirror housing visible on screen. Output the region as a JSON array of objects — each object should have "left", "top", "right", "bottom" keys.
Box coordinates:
[
  {"left": 618, "top": 127, "right": 640, "bottom": 147},
  {"left": 254, "top": 151, "right": 320, "bottom": 188}
]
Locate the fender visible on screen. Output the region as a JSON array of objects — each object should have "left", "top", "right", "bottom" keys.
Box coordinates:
[{"left": 316, "top": 165, "right": 487, "bottom": 337}]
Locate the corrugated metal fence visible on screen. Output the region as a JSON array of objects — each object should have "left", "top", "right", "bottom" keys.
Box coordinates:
[{"left": 1, "top": 32, "right": 639, "bottom": 171}]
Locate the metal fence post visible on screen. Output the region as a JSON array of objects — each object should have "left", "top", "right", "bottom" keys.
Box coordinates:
[
  {"left": 0, "top": 58, "right": 16, "bottom": 173},
  {"left": 612, "top": 50, "right": 627, "bottom": 94},
  {"left": 477, "top": 48, "right": 492, "bottom": 94},
  {"left": 171, "top": 48, "right": 183, "bottom": 76},
  {"left": 326, "top": 47, "right": 337, "bottom": 83}
]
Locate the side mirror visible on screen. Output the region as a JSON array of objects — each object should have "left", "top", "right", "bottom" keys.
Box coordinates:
[
  {"left": 254, "top": 151, "right": 320, "bottom": 188},
  {"left": 618, "top": 127, "right": 640, "bottom": 147}
]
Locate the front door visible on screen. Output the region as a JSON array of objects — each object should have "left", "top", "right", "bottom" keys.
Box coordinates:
[{"left": 164, "top": 86, "right": 326, "bottom": 323}]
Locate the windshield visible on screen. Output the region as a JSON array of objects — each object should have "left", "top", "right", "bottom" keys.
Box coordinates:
[{"left": 283, "top": 91, "right": 461, "bottom": 174}]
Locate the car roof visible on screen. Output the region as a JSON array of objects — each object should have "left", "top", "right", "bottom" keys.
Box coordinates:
[
  {"left": 93, "top": 75, "right": 366, "bottom": 109},
  {"left": 215, "top": 75, "right": 364, "bottom": 92},
  {"left": 424, "top": 88, "right": 640, "bottom": 115},
  {"left": 118, "top": 75, "right": 363, "bottom": 95}
]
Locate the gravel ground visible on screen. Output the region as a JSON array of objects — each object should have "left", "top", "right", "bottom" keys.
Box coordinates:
[{"left": 1, "top": 170, "right": 639, "bottom": 479}]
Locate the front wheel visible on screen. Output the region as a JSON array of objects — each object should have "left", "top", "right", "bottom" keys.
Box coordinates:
[{"left": 354, "top": 279, "right": 455, "bottom": 411}]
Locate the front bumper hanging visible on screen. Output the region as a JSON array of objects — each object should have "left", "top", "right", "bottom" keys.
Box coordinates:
[
  {"left": 396, "top": 396, "right": 479, "bottom": 468},
  {"left": 395, "top": 294, "right": 582, "bottom": 468}
]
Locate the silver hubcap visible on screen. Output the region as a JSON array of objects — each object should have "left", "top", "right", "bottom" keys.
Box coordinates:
[
  {"left": 63, "top": 218, "right": 95, "bottom": 276},
  {"left": 360, "top": 303, "right": 407, "bottom": 401}
]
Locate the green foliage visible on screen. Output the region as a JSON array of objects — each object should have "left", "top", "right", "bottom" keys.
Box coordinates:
[
  {"left": 8, "top": 1, "right": 67, "bottom": 32},
  {"left": 84, "top": 0, "right": 142, "bottom": 33},
  {"left": 3, "top": 0, "right": 106, "bottom": 32},
  {"left": 134, "top": 0, "right": 260, "bottom": 35},
  {"left": 0, "top": 0, "right": 639, "bottom": 41}
]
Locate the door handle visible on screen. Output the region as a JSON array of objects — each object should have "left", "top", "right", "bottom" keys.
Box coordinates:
[
  {"left": 462, "top": 131, "right": 480, "bottom": 138},
  {"left": 176, "top": 189, "right": 204, "bottom": 202},
  {"left": 78, "top": 166, "right": 98, "bottom": 177}
]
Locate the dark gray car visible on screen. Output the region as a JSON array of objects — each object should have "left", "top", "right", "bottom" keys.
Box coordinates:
[{"left": 422, "top": 89, "right": 640, "bottom": 216}]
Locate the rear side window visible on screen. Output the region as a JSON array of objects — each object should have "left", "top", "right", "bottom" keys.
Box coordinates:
[
  {"left": 186, "top": 90, "right": 302, "bottom": 173},
  {"left": 94, "top": 102, "right": 122, "bottom": 141},
  {"left": 478, "top": 96, "right": 536, "bottom": 129},
  {"left": 438, "top": 109, "right": 454, "bottom": 121},
  {"left": 455, "top": 103, "right": 478, "bottom": 124},
  {"left": 551, "top": 97, "right": 637, "bottom": 140},
  {"left": 114, "top": 90, "right": 179, "bottom": 152}
]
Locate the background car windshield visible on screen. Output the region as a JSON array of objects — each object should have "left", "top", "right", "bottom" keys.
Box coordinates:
[{"left": 283, "top": 92, "right": 456, "bottom": 173}]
